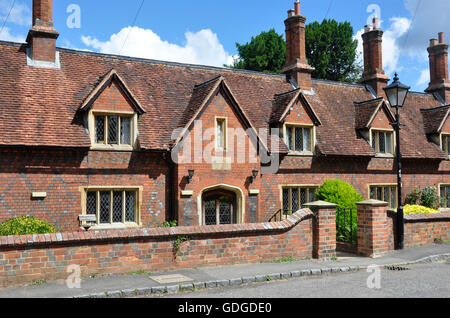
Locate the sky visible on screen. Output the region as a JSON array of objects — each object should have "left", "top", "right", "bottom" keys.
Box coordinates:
[{"left": 0, "top": 0, "right": 448, "bottom": 92}]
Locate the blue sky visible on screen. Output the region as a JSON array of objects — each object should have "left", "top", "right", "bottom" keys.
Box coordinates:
[{"left": 1, "top": 0, "right": 449, "bottom": 92}]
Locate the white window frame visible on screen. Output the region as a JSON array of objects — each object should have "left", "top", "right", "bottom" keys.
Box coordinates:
[
  {"left": 370, "top": 128, "right": 395, "bottom": 157},
  {"left": 280, "top": 184, "right": 319, "bottom": 213},
  {"left": 369, "top": 184, "right": 398, "bottom": 209},
  {"left": 80, "top": 186, "right": 142, "bottom": 229},
  {"left": 283, "top": 123, "right": 315, "bottom": 155},
  {"left": 89, "top": 110, "right": 138, "bottom": 150},
  {"left": 215, "top": 116, "right": 228, "bottom": 152}
]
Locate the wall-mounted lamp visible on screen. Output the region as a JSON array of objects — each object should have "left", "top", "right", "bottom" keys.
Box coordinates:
[
  {"left": 187, "top": 169, "right": 195, "bottom": 184},
  {"left": 250, "top": 169, "right": 259, "bottom": 183}
]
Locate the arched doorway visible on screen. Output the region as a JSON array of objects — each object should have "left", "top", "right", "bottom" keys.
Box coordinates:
[{"left": 201, "top": 189, "right": 238, "bottom": 225}]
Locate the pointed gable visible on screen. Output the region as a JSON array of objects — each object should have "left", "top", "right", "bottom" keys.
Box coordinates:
[
  {"left": 270, "top": 89, "right": 321, "bottom": 125},
  {"left": 422, "top": 105, "right": 450, "bottom": 134},
  {"left": 355, "top": 98, "right": 395, "bottom": 130},
  {"left": 79, "top": 69, "right": 145, "bottom": 115},
  {"left": 173, "top": 76, "right": 270, "bottom": 153}
]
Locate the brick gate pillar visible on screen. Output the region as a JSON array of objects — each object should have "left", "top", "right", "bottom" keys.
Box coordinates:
[
  {"left": 304, "top": 201, "right": 337, "bottom": 260},
  {"left": 356, "top": 200, "right": 389, "bottom": 258}
]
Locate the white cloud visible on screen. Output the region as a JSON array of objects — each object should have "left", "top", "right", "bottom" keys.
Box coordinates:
[
  {"left": 416, "top": 69, "right": 430, "bottom": 87},
  {"left": 398, "top": 0, "right": 450, "bottom": 53},
  {"left": 355, "top": 17, "right": 411, "bottom": 75},
  {"left": 82, "top": 26, "right": 234, "bottom": 67},
  {"left": 0, "top": 0, "right": 31, "bottom": 26},
  {"left": 0, "top": 27, "right": 25, "bottom": 42}
]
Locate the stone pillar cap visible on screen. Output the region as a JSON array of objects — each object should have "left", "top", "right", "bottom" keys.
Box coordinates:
[
  {"left": 356, "top": 199, "right": 388, "bottom": 207},
  {"left": 303, "top": 201, "right": 337, "bottom": 208}
]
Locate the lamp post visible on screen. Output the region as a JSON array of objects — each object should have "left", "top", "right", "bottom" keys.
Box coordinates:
[{"left": 383, "top": 73, "right": 410, "bottom": 250}]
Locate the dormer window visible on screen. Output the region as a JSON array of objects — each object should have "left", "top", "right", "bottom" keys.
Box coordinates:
[
  {"left": 95, "top": 114, "right": 132, "bottom": 146},
  {"left": 284, "top": 124, "right": 313, "bottom": 154},
  {"left": 441, "top": 134, "right": 450, "bottom": 157},
  {"left": 371, "top": 129, "right": 394, "bottom": 155}
]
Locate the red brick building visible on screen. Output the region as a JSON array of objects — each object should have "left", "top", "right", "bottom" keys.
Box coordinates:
[{"left": 0, "top": 0, "right": 449, "bottom": 232}]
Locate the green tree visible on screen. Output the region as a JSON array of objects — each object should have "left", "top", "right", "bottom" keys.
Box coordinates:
[
  {"left": 305, "top": 19, "right": 362, "bottom": 82},
  {"left": 229, "top": 29, "right": 286, "bottom": 74}
]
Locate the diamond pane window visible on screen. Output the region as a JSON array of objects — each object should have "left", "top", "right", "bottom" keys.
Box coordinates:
[
  {"left": 286, "top": 127, "right": 293, "bottom": 151},
  {"left": 390, "top": 187, "right": 396, "bottom": 209},
  {"left": 443, "top": 135, "right": 450, "bottom": 156},
  {"left": 295, "top": 128, "right": 303, "bottom": 151},
  {"left": 99, "top": 191, "right": 110, "bottom": 224},
  {"left": 219, "top": 202, "right": 232, "bottom": 225},
  {"left": 282, "top": 186, "right": 318, "bottom": 213},
  {"left": 441, "top": 186, "right": 450, "bottom": 208},
  {"left": 285, "top": 126, "right": 313, "bottom": 153},
  {"left": 370, "top": 185, "right": 397, "bottom": 208},
  {"left": 121, "top": 117, "right": 131, "bottom": 145},
  {"left": 282, "top": 188, "right": 290, "bottom": 213},
  {"left": 95, "top": 116, "right": 105, "bottom": 143},
  {"left": 291, "top": 188, "right": 299, "bottom": 212},
  {"left": 303, "top": 128, "right": 311, "bottom": 152},
  {"left": 379, "top": 132, "right": 386, "bottom": 153},
  {"left": 86, "top": 192, "right": 97, "bottom": 215},
  {"left": 204, "top": 200, "right": 216, "bottom": 225},
  {"left": 85, "top": 189, "right": 138, "bottom": 225},
  {"left": 108, "top": 116, "right": 118, "bottom": 144},
  {"left": 125, "top": 191, "right": 136, "bottom": 222},
  {"left": 112, "top": 191, "right": 123, "bottom": 223}
]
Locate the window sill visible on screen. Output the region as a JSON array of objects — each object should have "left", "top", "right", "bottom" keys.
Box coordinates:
[
  {"left": 287, "top": 151, "right": 314, "bottom": 157},
  {"left": 88, "top": 223, "right": 140, "bottom": 230},
  {"left": 91, "top": 144, "right": 134, "bottom": 151},
  {"left": 374, "top": 153, "right": 394, "bottom": 159}
]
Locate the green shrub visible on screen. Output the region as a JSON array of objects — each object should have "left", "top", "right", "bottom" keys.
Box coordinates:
[
  {"left": 0, "top": 217, "right": 55, "bottom": 236},
  {"left": 162, "top": 220, "right": 178, "bottom": 228},
  {"left": 406, "top": 187, "right": 440, "bottom": 210},
  {"left": 316, "top": 180, "right": 363, "bottom": 244},
  {"left": 315, "top": 180, "right": 364, "bottom": 210}
]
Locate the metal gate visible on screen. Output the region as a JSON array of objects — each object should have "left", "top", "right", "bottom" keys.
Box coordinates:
[{"left": 336, "top": 207, "right": 357, "bottom": 244}]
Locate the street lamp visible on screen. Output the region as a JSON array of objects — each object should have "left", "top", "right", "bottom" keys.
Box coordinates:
[{"left": 383, "top": 73, "right": 410, "bottom": 250}]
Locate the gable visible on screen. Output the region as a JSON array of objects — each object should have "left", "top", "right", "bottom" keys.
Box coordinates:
[
  {"left": 442, "top": 115, "right": 450, "bottom": 134},
  {"left": 91, "top": 81, "right": 135, "bottom": 113},
  {"left": 284, "top": 100, "right": 314, "bottom": 125},
  {"left": 371, "top": 107, "right": 393, "bottom": 130}
]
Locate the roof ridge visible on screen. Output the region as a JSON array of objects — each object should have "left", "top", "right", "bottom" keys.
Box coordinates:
[
  {"left": 194, "top": 76, "right": 223, "bottom": 88},
  {"left": 354, "top": 97, "right": 384, "bottom": 105},
  {"left": 420, "top": 105, "right": 450, "bottom": 113},
  {"left": 274, "top": 88, "right": 301, "bottom": 97},
  {"left": 312, "top": 78, "right": 366, "bottom": 88}
]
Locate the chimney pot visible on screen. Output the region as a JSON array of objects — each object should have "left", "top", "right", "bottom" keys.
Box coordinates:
[
  {"left": 288, "top": 9, "right": 295, "bottom": 18},
  {"left": 439, "top": 32, "right": 445, "bottom": 44},
  {"left": 430, "top": 38, "right": 438, "bottom": 47},
  {"left": 295, "top": 0, "right": 300, "bottom": 15},
  {"left": 373, "top": 17, "right": 379, "bottom": 29}
]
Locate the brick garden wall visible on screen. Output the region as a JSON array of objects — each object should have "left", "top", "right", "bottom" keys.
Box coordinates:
[
  {"left": 0, "top": 209, "right": 314, "bottom": 288},
  {"left": 404, "top": 213, "right": 450, "bottom": 248}
]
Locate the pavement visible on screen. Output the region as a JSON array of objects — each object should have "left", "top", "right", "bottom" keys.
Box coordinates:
[{"left": 0, "top": 243, "right": 448, "bottom": 298}]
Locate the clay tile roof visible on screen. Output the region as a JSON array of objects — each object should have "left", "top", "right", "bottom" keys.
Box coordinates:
[
  {"left": 0, "top": 41, "right": 447, "bottom": 160},
  {"left": 421, "top": 105, "right": 450, "bottom": 135},
  {"left": 270, "top": 89, "right": 301, "bottom": 123}
]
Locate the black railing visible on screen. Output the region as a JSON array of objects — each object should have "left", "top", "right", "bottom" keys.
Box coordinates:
[
  {"left": 336, "top": 207, "right": 357, "bottom": 244},
  {"left": 268, "top": 209, "right": 293, "bottom": 222}
]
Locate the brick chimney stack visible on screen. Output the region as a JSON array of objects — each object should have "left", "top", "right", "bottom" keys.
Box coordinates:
[
  {"left": 425, "top": 32, "right": 450, "bottom": 103},
  {"left": 360, "top": 17, "right": 390, "bottom": 97},
  {"left": 282, "top": 0, "right": 314, "bottom": 90},
  {"left": 26, "top": 0, "right": 59, "bottom": 64}
]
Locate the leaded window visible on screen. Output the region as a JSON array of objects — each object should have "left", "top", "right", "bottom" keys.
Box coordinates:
[
  {"left": 440, "top": 185, "right": 450, "bottom": 208},
  {"left": 442, "top": 135, "right": 450, "bottom": 157},
  {"left": 216, "top": 118, "right": 227, "bottom": 150},
  {"left": 372, "top": 130, "right": 393, "bottom": 155},
  {"left": 94, "top": 114, "right": 132, "bottom": 146},
  {"left": 370, "top": 185, "right": 397, "bottom": 209},
  {"left": 285, "top": 126, "right": 313, "bottom": 153},
  {"left": 282, "top": 186, "right": 317, "bottom": 214},
  {"left": 85, "top": 189, "right": 137, "bottom": 225}
]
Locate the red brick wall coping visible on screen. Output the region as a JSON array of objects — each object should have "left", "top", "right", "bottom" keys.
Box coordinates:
[
  {"left": 387, "top": 209, "right": 450, "bottom": 222},
  {"left": 0, "top": 209, "right": 314, "bottom": 249}
]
